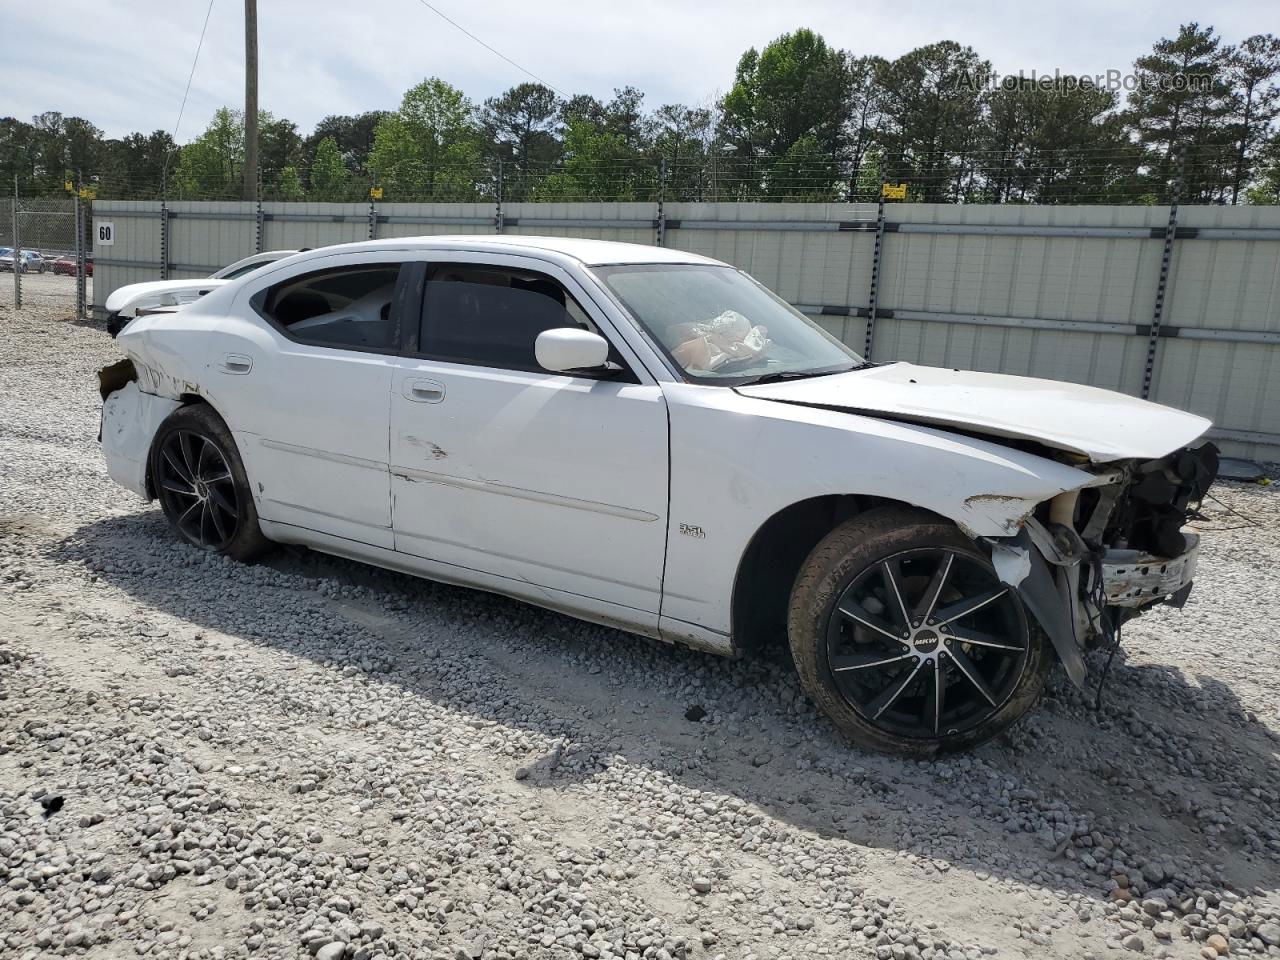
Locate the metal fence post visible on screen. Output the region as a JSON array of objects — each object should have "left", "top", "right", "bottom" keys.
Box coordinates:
[
  {"left": 74, "top": 193, "right": 86, "bottom": 319},
  {"left": 863, "top": 181, "right": 887, "bottom": 360},
  {"left": 255, "top": 195, "right": 264, "bottom": 253},
  {"left": 1141, "top": 148, "right": 1184, "bottom": 400},
  {"left": 159, "top": 201, "right": 170, "bottom": 280},
  {"left": 656, "top": 157, "right": 667, "bottom": 247},
  {"left": 495, "top": 158, "right": 504, "bottom": 234},
  {"left": 12, "top": 176, "right": 21, "bottom": 309},
  {"left": 368, "top": 191, "right": 377, "bottom": 241},
  {"left": 11, "top": 175, "right": 21, "bottom": 305}
]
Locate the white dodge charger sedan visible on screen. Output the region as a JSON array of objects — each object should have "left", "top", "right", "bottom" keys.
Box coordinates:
[{"left": 98, "top": 236, "right": 1218, "bottom": 755}]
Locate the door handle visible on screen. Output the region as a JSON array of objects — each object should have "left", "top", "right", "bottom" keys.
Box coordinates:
[
  {"left": 404, "top": 378, "right": 445, "bottom": 403},
  {"left": 220, "top": 354, "right": 253, "bottom": 375}
]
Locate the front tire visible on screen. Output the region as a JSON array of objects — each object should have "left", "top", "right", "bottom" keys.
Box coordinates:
[
  {"left": 149, "top": 405, "right": 270, "bottom": 562},
  {"left": 788, "top": 508, "right": 1051, "bottom": 756}
]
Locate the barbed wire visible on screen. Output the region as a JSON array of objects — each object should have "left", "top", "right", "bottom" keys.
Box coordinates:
[{"left": 11, "top": 146, "right": 1275, "bottom": 206}]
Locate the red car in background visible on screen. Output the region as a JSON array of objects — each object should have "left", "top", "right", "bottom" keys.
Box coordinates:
[{"left": 52, "top": 256, "right": 93, "bottom": 276}]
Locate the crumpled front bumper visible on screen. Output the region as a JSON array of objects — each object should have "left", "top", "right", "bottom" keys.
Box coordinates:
[{"left": 1100, "top": 534, "right": 1199, "bottom": 607}]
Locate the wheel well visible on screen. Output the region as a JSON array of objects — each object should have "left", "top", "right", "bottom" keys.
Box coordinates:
[
  {"left": 731, "top": 494, "right": 906, "bottom": 656},
  {"left": 143, "top": 394, "right": 213, "bottom": 499}
]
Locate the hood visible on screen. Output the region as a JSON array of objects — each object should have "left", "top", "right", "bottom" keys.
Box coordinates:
[
  {"left": 736, "top": 362, "right": 1212, "bottom": 462},
  {"left": 105, "top": 279, "right": 229, "bottom": 316}
]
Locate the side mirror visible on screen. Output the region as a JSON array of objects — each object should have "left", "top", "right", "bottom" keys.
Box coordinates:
[{"left": 535, "top": 328, "right": 610, "bottom": 373}]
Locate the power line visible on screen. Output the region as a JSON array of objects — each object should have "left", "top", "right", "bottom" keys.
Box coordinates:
[
  {"left": 410, "top": 0, "right": 567, "bottom": 98},
  {"left": 164, "top": 0, "right": 217, "bottom": 192}
]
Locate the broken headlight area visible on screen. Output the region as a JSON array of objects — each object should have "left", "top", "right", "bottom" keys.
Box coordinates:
[
  {"left": 1055, "top": 441, "right": 1218, "bottom": 641},
  {"left": 987, "top": 442, "right": 1218, "bottom": 687}
]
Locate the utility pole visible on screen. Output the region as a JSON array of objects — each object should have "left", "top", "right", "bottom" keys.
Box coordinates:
[{"left": 243, "top": 0, "right": 259, "bottom": 201}]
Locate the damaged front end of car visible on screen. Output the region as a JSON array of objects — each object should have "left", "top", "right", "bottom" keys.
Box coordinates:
[{"left": 985, "top": 443, "right": 1219, "bottom": 687}]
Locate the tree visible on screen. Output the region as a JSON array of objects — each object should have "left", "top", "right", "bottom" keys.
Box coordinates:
[
  {"left": 274, "top": 165, "right": 306, "bottom": 200},
  {"left": 1245, "top": 130, "right": 1280, "bottom": 202},
  {"left": 99, "top": 130, "right": 176, "bottom": 198},
  {"left": 535, "top": 116, "right": 634, "bottom": 200},
  {"left": 1225, "top": 34, "right": 1280, "bottom": 203},
  {"left": 767, "top": 134, "right": 839, "bottom": 199},
  {"left": 981, "top": 78, "right": 1136, "bottom": 203},
  {"left": 305, "top": 111, "right": 386, "bottom": 175},
  {"left": 259, "top": 116, "right": 304, "bottom": 187},
  {"left": 874, "top": 42, "right": 991, "bottom": 201},
  {"left": 1125, "top": 23, "right": 1235, "bottom": 202},
  {"left": 309, "top": 136, "right": 350, "bottom": 201},
  {"left": 651, "top": 103, "right": 714, "bottom": 199},
  {"left": 845, "top": 56, "right": 886, "bottom": 199},
  {"left": 720, "top": 29, "right": 852, "bottom": 160},
  {"left": 368, "top": 78, "right": 483, "bottom": 200},
  {"left": 482, "top": 83, "right": 561, "bottom": 198},
  {"left": 173, "top": 108, "right": 244, "bottom": 198}
]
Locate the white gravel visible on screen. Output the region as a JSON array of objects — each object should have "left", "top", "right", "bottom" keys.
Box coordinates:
[{"left": 1, "top": 290, "right": 1279, "bottom": 960}]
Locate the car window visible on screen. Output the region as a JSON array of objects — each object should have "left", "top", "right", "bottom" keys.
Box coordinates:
[
  {"left": 257, "top": 263, "right": 403, "bottom": 351},
  {"left": 418, "top": 265, "right": 606, "bottom": 373}
]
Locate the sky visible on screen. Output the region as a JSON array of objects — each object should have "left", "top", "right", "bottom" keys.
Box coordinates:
[{"left": 3, "top": 0, "right": 1274, "bottom": 141}]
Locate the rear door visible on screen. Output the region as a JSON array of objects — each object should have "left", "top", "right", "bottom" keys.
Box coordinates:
[
  {"left": 388, "top": 255, "right": 670, "bottom": 618},
  {"left": 206, "top": 252, "right": 414, "bottom": 549}
]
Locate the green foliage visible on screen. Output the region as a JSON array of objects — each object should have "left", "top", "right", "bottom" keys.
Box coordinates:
[
  {"left": 873, "top": 41, "right": 991, "bottom": 202},
  {"left": 483, "top": 83, "right": 561, "bottom": 199},
  {"left": 368, "top": 77, "right": 483, "bottom": 201},
  {"left": 274, "top": 165, "right": 305, "bottom": 201},
  {"left": 173, "top": 107, "right": 244, "bottom": 199},
  {"left": 721, "top": 28, "right": 852, "bottom": 161},
  {"left": 1246, "top": 131, "right": 1280, "bottom": 202},
  {"left": 304, "top": 112, "right": 386, "bottom": 176},
  {"left": 535, "top": 116, "right": 639, "bottom": 201},
  {"left": 767, "top": 135, "right": 839, "bottom": 199},
  {"left": 309, "top": 136, "right": 350, "bottom": 201}
]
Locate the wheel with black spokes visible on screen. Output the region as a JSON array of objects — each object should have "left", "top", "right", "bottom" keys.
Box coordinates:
[
  {"left": 788, "top": 508, "right": 1051, "bottom": 756},
  {"left": 149, "top": 404, "right": 270, "bottom": 562}
]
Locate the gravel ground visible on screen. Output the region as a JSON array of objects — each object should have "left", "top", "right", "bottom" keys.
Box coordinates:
[{"left": 2, "top": 290, "right": 1279, "bottom": 960}]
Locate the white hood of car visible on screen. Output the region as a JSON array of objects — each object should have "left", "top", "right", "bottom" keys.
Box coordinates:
[
  {"left": 105, "top": 279, "right": 229, "bottom": 316},
  {"left": 736, "top": 362, "right": 1212, "bottom": 462}
]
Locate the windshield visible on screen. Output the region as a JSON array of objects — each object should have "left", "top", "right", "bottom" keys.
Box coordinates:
[{"left": 593, "top": 264, "right": 863, "bottom": 384}]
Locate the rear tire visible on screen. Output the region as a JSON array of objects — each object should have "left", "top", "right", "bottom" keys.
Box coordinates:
[
  {"left": 788, "top": 507, "right": 1051, "bottom": 756},
  {"left": 149, "top": 405, "right": 270, "bottom": 562}
]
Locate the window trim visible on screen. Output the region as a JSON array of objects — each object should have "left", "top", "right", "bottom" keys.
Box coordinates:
[
  {"left": 249, "top": 260, "right": 411, "bottom": 357},
  {"left": 403, "top": 260, "right": 640, "bottom": 383}
]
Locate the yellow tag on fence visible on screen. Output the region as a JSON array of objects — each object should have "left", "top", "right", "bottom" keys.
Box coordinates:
[
  {"left": 65, "top": 180, "right": 74, "bottom": 193},
  {"left": 369, "top": 187, "right": 383, "bottom": 200},
  {"left": 882, "top": 183, "right": 907, "bottom": 200}
]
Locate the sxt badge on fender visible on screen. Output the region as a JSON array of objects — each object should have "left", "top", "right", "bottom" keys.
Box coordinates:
[{"left": 679, "top": 523, "right": 706, "bottom": 540}]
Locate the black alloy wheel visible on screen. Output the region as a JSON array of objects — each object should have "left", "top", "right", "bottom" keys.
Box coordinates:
[
  {"left": 149, "top": 404, "right": 270, "bottom": 561},
  {"left": 155, "top": 429, "right": 240, "bottom": 550},
  {"left": 788, "top": 508, "right": 1052, "bottom": 756},
  {"left": 824, "top": 547, "right": 1030, "bottom": 739}
]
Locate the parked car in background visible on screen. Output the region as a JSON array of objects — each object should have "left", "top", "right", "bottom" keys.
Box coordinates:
[
  {"left": 97, "top": 236, "right": 1218, "bottom": 756},
  {"left": 105, "top": 249, "right": 298, "bottom": 336},
  {"left": 52, "top": 255, "right": 93, "bottom": 276},
  {"left": 0, "top": 249, "right": 46, "bottom": 273}
]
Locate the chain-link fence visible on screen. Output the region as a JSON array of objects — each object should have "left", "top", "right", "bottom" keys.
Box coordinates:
[{"left": 2, "top": 191, "right": 91, "bottom": 313}]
